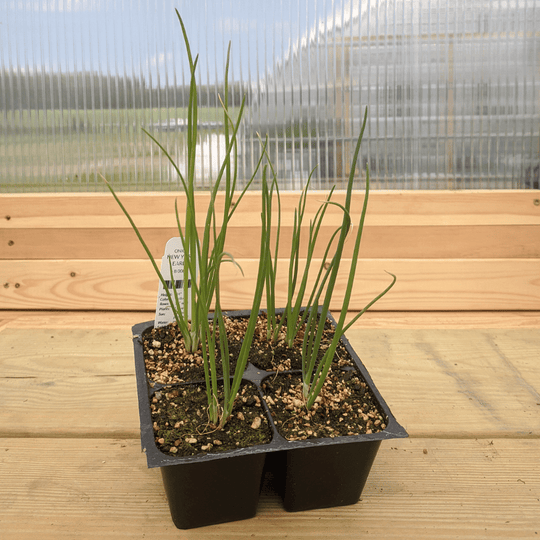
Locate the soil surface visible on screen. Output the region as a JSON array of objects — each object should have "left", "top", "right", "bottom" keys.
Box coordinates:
[
  {"left": 150, "top": 381, "right": 273, "bottom": 457},
  {"left": 142, "top": 312, "right": 388, "bottom": 457},
  {"left": 262, "top": 371, "right": 387, "bottom": 441},
  {"left": 142, "top": 313, "right": 354, "bottom": 384}
]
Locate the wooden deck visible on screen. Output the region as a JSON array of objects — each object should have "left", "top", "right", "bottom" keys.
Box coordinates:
[
  {"left": 2, "top": 189, "right": 539, "bottom": 537},
  {"left": 1, "top": 310, "right": 539, "bottom": 539}
]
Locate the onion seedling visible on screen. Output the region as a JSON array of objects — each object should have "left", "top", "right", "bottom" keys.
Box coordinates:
[{"left": 104, "top": 11, "right": 267, "bottom": 428}]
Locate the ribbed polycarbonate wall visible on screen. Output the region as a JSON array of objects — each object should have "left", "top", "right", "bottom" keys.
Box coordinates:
[{"left": 1, "top": 0, "right": 539, "bottom": 192}]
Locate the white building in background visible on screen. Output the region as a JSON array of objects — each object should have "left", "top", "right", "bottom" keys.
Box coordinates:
[{"left": 241, "top": 0, "right": 540, "bottom": 189}]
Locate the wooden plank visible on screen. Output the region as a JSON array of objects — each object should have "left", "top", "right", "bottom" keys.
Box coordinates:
[
  {"left": 344, "top": 310, "right": 540, "bottom": 329},
  {"left": 2, "top": 258, "right": 540, "bottom": 311},
  {"left": 2, "top": 191, "right": 539, "bottom": 228},
  {"left": 1, "top": 327, "right": 538, "bottom": 438},
  {"left": 2, "top": 191, "right": 539, "bottom": 260},
  {"left": 0, "top": 437, "right": 538, "bottom": 539},
  {"left": 0, "top": 328, "right": 139, "bottom": 437},
  {"left": 4, "top": 224, "right": 539, "bottom": 259},
  {"left": 0, "top": 311, "right": 155, "bottom": 330},
  {"left": 2, "top": 310, "right": 540, "bottom": 331},
  {"left": 347, "top": 328, "right": 540, "bottom": 438}
]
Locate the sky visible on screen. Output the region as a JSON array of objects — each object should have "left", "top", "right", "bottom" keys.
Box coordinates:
[{"left": 1, "top": 0, "right": 342, "bottom": 87}]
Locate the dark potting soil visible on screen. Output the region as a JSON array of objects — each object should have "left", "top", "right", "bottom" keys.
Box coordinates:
[
  {"left": 150, "top": 381, "right": 273, "bottom": 457},
  {"left": 261, "top": 370, "right": 387, "bottom": 441}
]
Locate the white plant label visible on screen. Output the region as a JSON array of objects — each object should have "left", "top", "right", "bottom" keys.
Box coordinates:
[{"left": 154, "top": 237, "right": 196, "bottom": 328}]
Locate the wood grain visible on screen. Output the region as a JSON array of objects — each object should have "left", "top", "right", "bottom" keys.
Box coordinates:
[
  {"left": 3, "top": 191, "right": 540, "bottom": 227},
  {"left": 2, "top": 310, "right": 540, "bottom": 330},
  {"left": 4, "top": 224, "right": 539, "bottom": 259},
  {"left": 0, "top": 327, "right": 139, "bottom": 437},
  {"left": 2, "top": 191, "right": 539, "bottom": 261},
  {"left": 2, "top": 258, "right": 540, "bottom": 311},
  {"left": 346, "top": 328, "right": 540, "bottom": 438},
  {"left": 1, "top": 326, "right": 538, "bottom": 438},
  {"left": 344, "top": 310, "right": 540, "bottom": 329},
  {"left": 0, "top": 310, "right": 537, "bottom": 536},
  {"left": 2, "top": 189, "right": 539, "bottom": 538},
  {"left": 3, "top": 190, "right": 539, "bottom": 312},
  {"left": 0, "top": 437, "right": 538, "bottom": 539}
]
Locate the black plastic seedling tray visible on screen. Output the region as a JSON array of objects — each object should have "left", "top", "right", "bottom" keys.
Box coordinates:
[{"left": 132, "top": 310, "right": 408, "bottom": 528}]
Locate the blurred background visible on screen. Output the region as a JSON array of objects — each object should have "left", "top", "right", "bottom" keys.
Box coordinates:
[{"left": 1, "top": 0, "right": 539, "bottom": 192}]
